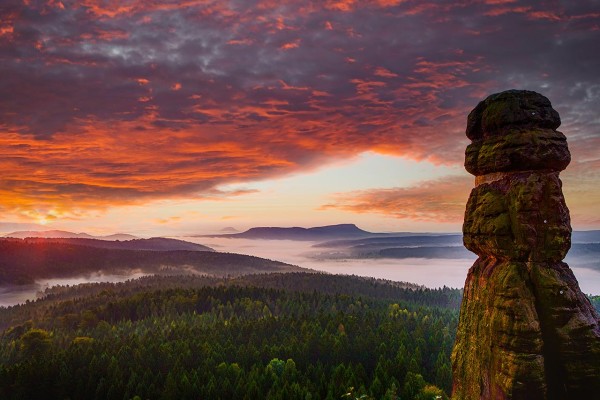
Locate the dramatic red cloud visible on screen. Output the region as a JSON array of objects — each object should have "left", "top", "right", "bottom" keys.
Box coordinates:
[
  {"left": 0, "top": 0, "right": 598, "bottom": 222},
  {"left": 321, "top": 176, "right": 473, "bottom": 223}
]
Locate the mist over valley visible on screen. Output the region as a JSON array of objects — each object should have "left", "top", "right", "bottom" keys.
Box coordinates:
[{"left": 1, "top": 225, "right": 599, "bottom": 307}]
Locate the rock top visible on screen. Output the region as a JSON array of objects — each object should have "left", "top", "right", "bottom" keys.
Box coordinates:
[
  {"left": 464, "top": 90, "right": 570, "bottom": 176},
  {"left": 466, "top": 90, "right": 561, "bottom": 140}
]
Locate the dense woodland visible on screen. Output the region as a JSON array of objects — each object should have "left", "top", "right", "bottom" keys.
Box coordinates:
[{"left": 0, "top": 273, "right": 461, "bottom": 399}]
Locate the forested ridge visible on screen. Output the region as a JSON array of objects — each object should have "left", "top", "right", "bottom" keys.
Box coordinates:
[
  {"left": 0, "top": 273, "right": 460, "bottom": 399},
  {"left": 0, "top": 239, "right": 301, "bottom": 285}
]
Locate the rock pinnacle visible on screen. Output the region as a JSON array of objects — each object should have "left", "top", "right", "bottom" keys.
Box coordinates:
[{"left": 451, "top": 90, "right": 600, "bottom": 399}]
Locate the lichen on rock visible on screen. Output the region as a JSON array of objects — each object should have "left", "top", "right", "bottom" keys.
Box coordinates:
[{"left": 452, "top": 90, "right": 600, "bottom": 400}]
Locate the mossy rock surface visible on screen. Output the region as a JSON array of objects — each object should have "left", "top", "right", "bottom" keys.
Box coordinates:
[
  {"left": 452, "top": 258, "right": 546, "bottom": 400},
  {"left": 465, "top": 128, "right": 570, "bottom": 175},
  {"left": 453, "top": 259, "right": 600, "bottom": 400},
  {"left": 466, "top": 90, "right": 560, "bottom": 140},
  {"left": 463, "top": 172, "right": 571, "bottom": 262}
]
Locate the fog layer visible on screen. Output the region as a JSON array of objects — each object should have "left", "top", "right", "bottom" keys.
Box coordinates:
[
  {"left": 196, "top": 237, "right": 600, "bottom": 295},
  {"left": 2, "top": 237, "right": 598, "bottom": 307}
]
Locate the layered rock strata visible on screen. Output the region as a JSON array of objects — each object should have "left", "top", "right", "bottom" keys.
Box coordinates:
[{"left": 451, "top": 90, "right": 600, "bottom": 399}]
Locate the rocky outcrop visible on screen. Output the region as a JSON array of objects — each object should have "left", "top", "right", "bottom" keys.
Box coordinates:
[{"left": 452, "top": 90, "right": 600, "bottom": 399}]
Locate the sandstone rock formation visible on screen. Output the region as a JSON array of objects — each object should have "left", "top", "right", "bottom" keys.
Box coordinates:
[{"left": 452, "top": 90, "right": 600, "bottom": 399}]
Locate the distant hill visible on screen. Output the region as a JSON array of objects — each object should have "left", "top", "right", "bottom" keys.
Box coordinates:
[
  {"left": 0, "top": 239, "right": 304, "bottom": 286},
  {"left": 314, "top": 234, "right": 463, "bottom": 249},
  {"left": 310, "top": 234, "right": 600, "bottom": 265},
  {"left": 309, "top": 234, "right": 467, "bottom": 259},
  {"left": 379, "top": 246, "right": 475, "bottom": 259},
  {"left": 0, "top": 222, "right": 47, "bottom": 234},
  {"left": 204, "top": 224, "right": 373, "bottom": 240},
  {"left": 572, "top": 230, "right": 600, "bottom": 243},
  {"left": 100, "top": 233, "right": 140, "bottom": 241},
  {"left": 220, "top": 227, "right": 239, "bottom": 233},
  {"left": 4, "top": 230, "right": 138, "bottom": 241},
  {"left": 566, "top": 243, "right": 600, "bottom": 272},
  {"left": 19, "top": 237, "right": 214, "bottom": 252}
]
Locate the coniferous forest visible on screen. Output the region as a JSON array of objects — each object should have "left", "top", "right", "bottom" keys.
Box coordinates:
[{"left": 0, "top": 273, "right": 462, "bottom": 399}]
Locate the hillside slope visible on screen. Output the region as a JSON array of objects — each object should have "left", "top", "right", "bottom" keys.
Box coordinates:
[
  {"left": 0, "top": 239, "right": 302, "bottom": 285},
  {"left": 3, "top": 230, "right": 137, "bottom": 241},
  {"left": 18, "top": 237, "right": 214, "bottom": 252}
]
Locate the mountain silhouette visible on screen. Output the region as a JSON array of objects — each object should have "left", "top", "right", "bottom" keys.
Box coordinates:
[
  {"left": 204, "top": 224, "right": 372, "bottom": 240},
  {"left": 4, "top": 230, "right": 138, "bottom": 241}
]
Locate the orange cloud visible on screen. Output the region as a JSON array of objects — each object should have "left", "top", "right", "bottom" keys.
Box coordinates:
[
  {"left": 528, "top": 10, "right": 562, "bottom": 21},
  {"left": 0, "top": 0, "right": 598, "bottom": 227},
  {"left": 483, "top": 0, "right": 517, "bottom": 4},
  {"left": 375, "top": 0, "right": 405, "bottom": 6},
  {"left": 280, "top": 40, "right": 301, "bottom": 50},
  {"left": 374, "top": 67, "right": 399, "bottom": 78},
  {"left": 155, "top": 216, "right": 182, "bottom": 224},
  {"left": 227, "top": 38, "right": 254, "bottom": 46},
  {"left": 484, "top": 6, "right": 531, "bottom": 17},
  {"left": 326, "top": 1, "right": 357, "bottom": 12},
  {"left": 0, "top": 25, "right": 14, "bottom": 38},
  {"left": 321, "top": 176, "right": 473, "bottom": 222}
]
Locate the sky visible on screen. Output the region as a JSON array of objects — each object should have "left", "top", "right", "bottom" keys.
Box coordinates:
[{"left": 0, "top": 0, "right": 599, "bottom": 236}]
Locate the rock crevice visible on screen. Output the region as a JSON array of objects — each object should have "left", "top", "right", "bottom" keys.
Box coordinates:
[{"left": 452, "top": 90, "right": 600, "bottom": 400}]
